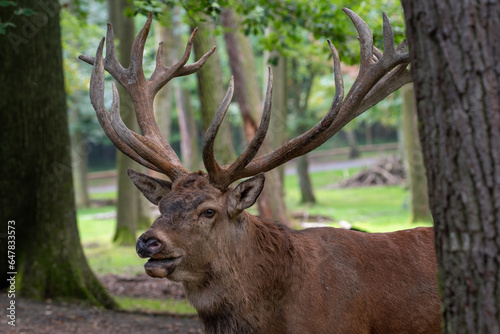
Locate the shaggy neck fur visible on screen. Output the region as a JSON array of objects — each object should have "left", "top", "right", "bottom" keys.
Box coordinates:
[{"left": 184, "top": 211, "right": 301, "bottom": 334}]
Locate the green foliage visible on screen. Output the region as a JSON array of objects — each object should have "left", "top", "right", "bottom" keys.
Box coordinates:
[
  {"left": 60, "top": 5, "right": 112, "bottom": 145},
  {"left": 0, "top": 1, "right": 35, "bottom": 35}
]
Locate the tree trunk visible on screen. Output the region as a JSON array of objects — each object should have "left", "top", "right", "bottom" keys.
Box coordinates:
[
  {"left": 297, "top": 155, "right": 316, "bottom": 204},
  {"left": 402, "top": 1, "right": 500, "bottom": 332},
  {"left": 221, "top": 9, "right": 291, "bottom": 222},
  {"left": 175, "top": 86, "right": 200, "bottom": 171},
  {"left": 109, "top": 0, "right": 140, "bottom": 245},
  {"left": 153, "top": 15, "right": 174, "bottom": 142},
  {"left": 261, "top": 51, "right": 290, "bottom": 225},
  {"left": 365, "top": 122, "right": 373, "bottom": 145},
  {"left": 173, "top": 10, "right": 200, "bottom": 171},
  {"left": 401, "top": 83, "right": 431, "bottom": 223},
  {"left": 344, "top": 129, "right": 360, "bottom": 159},
  {"left": 0, "top": 0, "right": 115, "bottom": 307},
  {"left": 70, "top": 105, "right": 90, "bottom": 208},
  {"left": 190, "top": 15, "right": 235, "bottom": 165}
]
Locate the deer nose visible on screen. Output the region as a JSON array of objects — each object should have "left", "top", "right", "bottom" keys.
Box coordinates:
[{"left": 136, "top": 237, "right": 163, "bottom": 258}]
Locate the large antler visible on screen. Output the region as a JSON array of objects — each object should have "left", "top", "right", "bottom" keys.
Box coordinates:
[
  {"left": 204, "top": 8, "right": 411, "bottom": 190},
  {"left": 79, "top": 12, "right": 215, "bottom": 181}
]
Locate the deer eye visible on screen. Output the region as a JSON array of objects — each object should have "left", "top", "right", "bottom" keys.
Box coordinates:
[{"left": 203, "top": 209, "right": 215, "bottom": 218}]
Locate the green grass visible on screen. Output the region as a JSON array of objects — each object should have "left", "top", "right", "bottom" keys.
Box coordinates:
[
  {"left": 116, "top": 296, "right": 197, "bottom": 315},
  {"left": 284, "top": 168, "right": 432, "bottom": 232}
]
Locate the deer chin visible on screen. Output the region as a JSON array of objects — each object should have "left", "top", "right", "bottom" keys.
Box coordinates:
[{"left": 144, "top": 256, "right": 182, "bottom": 278}]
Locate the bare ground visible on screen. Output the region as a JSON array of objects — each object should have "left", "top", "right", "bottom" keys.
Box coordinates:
[{"left": 1, "top": 274, "right": 203, "bottom": 334}]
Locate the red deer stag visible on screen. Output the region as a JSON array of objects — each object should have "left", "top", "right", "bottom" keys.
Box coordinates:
[{"left": 80, "top": 9, "right": 440, "bottom": 334}]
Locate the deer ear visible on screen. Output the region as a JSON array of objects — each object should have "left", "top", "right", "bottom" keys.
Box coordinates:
[
  {"left": 227, "top": 174, "right": 265, "bottom": 217},
  {"left": 127, "top": 168, "right": 172, "bottom": 205}
]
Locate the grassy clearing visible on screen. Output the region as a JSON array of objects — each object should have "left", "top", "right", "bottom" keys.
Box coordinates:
[
  {"left": 79, "top": 165, "right": 432, "bottom": 313},
  {"left": 116, "top": 296, "right": 197, "bottom": 315}
]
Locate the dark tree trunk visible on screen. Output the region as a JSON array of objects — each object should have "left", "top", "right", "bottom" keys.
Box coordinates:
[
  {"left": 0, "top": 1, "right": 115, "bottom": 307},
  {"left": 109, "top": 0, "right": 141, "bottom": 245},
  {"left": 401, "top": 84, "right": 431, "bottom": 223},
  {"left": 402, "top": 1, "right": 500, "bottom": 332}
]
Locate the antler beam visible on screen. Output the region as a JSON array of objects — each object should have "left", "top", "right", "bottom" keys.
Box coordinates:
[{"left": 80, "top": 12, "right": 215, "bottom": 181}]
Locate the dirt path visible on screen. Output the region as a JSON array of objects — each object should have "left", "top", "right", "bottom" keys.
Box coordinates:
[{"left": 1, "top": 293, "right": 203, "bottom": 334}]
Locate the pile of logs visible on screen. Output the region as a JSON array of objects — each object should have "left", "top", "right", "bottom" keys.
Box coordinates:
[{"left": 335, "top": 155, "right": 406, "bottom": 188}]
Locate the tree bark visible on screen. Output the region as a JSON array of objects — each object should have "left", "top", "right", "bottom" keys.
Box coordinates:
[
  {"left": 402, "top": 1, "right": 500, "bottom": 332},
  {"left": 190, "top": 15, "right": 235, "bottom": 165},
  {"left": 0, "top": 0, "right": 115, "bottom": 307},
  {"left": 109, "top": 0, "right": 140, "bottom": 245},
  {"left": 401, "top": 83, "right": 432, "bottom": 223}
]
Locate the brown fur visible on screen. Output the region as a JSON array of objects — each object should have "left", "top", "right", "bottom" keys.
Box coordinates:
[{"left": 136, "top": 173, "right": 441, "bottom": 334}]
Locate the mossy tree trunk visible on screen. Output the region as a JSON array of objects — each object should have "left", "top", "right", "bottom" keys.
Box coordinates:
[
  {"left": 401, "top": 83, "right": 431, "bottom": 223},
  {"left": 109, "top": 0, "right": 141, "bottom": 244},
  {"left": 402, "top": 0, "right": 500, "bottom": 332},
  {"left": 0, "top": 0, "right": 115, "bottom": 307},
  {"left": 190, "top": 14, "right": 235, "bottom": 165}
]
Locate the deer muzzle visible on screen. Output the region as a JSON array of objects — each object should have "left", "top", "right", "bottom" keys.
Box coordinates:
[{"left": 136, "top": 236, "right": 163, "bottom": 258}]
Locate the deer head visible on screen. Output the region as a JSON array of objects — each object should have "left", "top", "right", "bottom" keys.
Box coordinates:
[{"left": 80, "top": 9, "right": 411, "bottom": 283}]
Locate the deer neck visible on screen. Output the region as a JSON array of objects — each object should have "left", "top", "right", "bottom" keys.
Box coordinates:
[{"left": 184, "top": 211, "right": 296, "bottom": 332}]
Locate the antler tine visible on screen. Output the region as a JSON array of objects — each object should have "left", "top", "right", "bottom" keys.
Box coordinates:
[
  {"left": 221, "top": 67, "right": 273, "bottom": 187},
  {"left": 149, "top": 28, "right": 217, "bottom": 95},
  {"left": 202, "top": 77, "right": 235, "bottom": 185},
  {"left": 343, "top": 8, "right": 373, "bottom": 70},
  {"left": 227, "top": 40, "right": 344, "bottom": 180},
  {"left": 222, "top": 9, "right": 412, "bottom": 182},
  {"left": 129, "top": 11, "right": 153, "bottom": 77},
  {"left": 381, "top": 13, "right": 396, "bottom": 59},
  {"left": 88, "top": 38, "right": 162, "bottom": 174},
  {"left": 108, "top": 83, "right": 187, "bottom": 179}
]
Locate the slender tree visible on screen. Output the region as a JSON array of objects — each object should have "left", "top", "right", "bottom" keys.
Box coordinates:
[
  {"left": 221, "top": 9, "right": 292, "bottom": 222},
  {"left": 402, "top": 1, "right": 500, "bottom": 332},
  {"left": 0, "top": 0, "right": 114, "bottom": 307},
  {"left": 190, "top": 14, "right": 236, "bottom": 165},
  {"left": 401, "top": 83, "right": 431, "bottom": 223},
  {"left": 108, "top": 0, "right": 142, "bottom": 244}
]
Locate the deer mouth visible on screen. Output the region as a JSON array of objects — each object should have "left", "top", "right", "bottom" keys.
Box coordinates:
[{"left": 144, "top": 256, "right": 182, "bottom": 278}]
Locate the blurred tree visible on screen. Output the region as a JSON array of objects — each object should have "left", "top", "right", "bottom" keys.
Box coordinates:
[
  {"left": 188, "top": 9, "right": 236, "bottom": 164},
  {"left": 108, "top": 0, "right": 142, "bottom": 244},
  {"left": 289, "top": 58, "right": 318, "bottom": 204},
  {"left": 403, "top": 1, "right": 500, "bottom": 332},
  {"left": 221, "top": 8, "right": 291, "bottom": 223},
  {"left": 172, "top": 8, "right": 201, "bottom": 171},
  {"left": 0, "top": 0, "right": 115, "bottom": 307},
  {"left": 401, "top": 84, "right": 431, "bottom": 223},
  {"left": 60, "top": 9, "right": 104, "bottom": 209}
]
